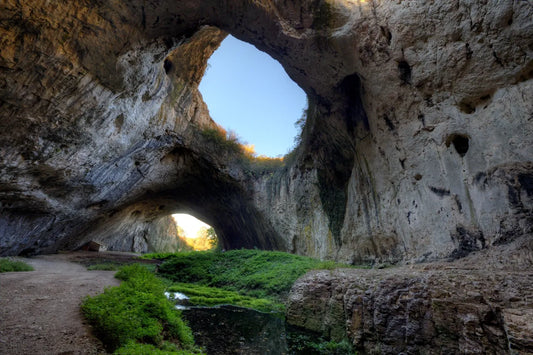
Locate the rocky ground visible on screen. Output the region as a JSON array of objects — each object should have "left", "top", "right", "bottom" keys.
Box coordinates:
[
  {"left": 287, "top": 237, "right": 533, "bottom": 354},
  {"left": 0, "top": 252, "right": 125, "bottom": 355}
]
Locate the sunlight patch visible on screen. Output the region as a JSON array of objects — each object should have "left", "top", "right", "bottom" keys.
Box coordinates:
[{"left": 172, "top": 214, "right": 217, "bottom": 251}]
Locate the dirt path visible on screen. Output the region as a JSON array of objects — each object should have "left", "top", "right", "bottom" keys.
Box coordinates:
[{"left": 0, "top": 253, "right": 121, "bottom": 355}]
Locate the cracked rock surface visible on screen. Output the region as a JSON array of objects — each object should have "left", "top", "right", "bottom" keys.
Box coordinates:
[{"left": 287, "top": 239, "right": 533, "bottom": 354}]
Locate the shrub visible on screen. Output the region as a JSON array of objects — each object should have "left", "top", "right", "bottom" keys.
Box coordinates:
[
  {"left": 288, "top": 331, "right": 357, "bottom": 355},
  {"left": 81, "top": 264, "right": 201, "bottom": 354},
  {"left": 200, "top": 127, "right": 241, "bottom": 155},
  {"left": 0, "top": 258, "right": 34, "bottom": 272}
]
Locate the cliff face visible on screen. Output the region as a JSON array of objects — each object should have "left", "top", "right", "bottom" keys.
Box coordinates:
[
  {"left": 287, "top": 241, "right": 533, "bottom": 353},
  {"left": 1, "top": 0, "right": 532, "bottom": 262},
  {"left": 250, "top": 0, "right": 533, "bottom": 264}
]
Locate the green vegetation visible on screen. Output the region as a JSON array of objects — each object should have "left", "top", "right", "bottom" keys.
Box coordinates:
[
  {"left": 242, "top": 155, "right": 285, "bottom": 176},
  {"left": 200, "top": 127, "right": 241, "bottom": 155},
  {"left": 83, "top": 250, "right": 361, "bottom": 353},
  {"left": 199, "top": 126, "right": 288, "bottom": 177},
  {"left": 114, "top": 341, "right": 198, "bottom": 355},
  {"left": 81, "top": 264, "right": 202, "bottom": 354},
  {"left": 0, "top": 257, "right": 34, "bottom": 272},
  {"left": 86, "top": 263, "right": 121, "bottom": 271},
  {"left": 149, "top": 249, "right": 354, "bottom": 306},
  {"left": 167, "top": 283, "right": 281, "bottom": 313}
]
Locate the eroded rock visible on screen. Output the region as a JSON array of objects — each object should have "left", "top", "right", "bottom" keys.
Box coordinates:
[
  {"left": 287, "top": 245, "right": 533, "bottom": 354},
  {"left": 0, "top": 0, "right": 532, "bottom": 264}
]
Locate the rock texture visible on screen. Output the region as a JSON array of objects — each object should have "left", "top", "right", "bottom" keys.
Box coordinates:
[
  {"left": 1, "top": 0, "right": 532, "bottom": 263},
  {"left": 1, "top": 1, "right": 532, "bottom": 352},
  {"left": 287, "top": 239, "right": 533, "bottom": 354},
  {"left": 250, "top": 0, "right": 533, "bottom": 264}
]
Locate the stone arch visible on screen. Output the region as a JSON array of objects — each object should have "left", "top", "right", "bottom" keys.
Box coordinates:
[
  {"left": 0, "top": 0, "right": 366, "bottom": 256},
  {"left": 4, "top": 1, "right": 530, "bottom": 261}
]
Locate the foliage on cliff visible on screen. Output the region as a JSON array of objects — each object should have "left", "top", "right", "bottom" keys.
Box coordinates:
[{"left": 199, "top": 126, "right": 285, "bottom": 175}]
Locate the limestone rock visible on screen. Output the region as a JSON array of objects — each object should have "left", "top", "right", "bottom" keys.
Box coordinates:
[
  {"left": 287, "top": 247, "right": 533, "bottom": 354},
  {"left": 0, "top": 0, "right": 532, "bottom": 264},
  {"left": 1, "top": 1, "right": 532, "bottom": 352}
]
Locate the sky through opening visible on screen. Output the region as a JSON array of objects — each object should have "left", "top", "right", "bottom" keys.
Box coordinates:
[
  {"left": 172, "top": 214, "right": 211, "bottom": 239},
  {"left": 199, "top": 35, "right": 307, "bottom": 157}
]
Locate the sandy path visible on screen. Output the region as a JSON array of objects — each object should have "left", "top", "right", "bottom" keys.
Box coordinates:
[{"left": 0, "top": 254, "right": 120, "bottom": 355}]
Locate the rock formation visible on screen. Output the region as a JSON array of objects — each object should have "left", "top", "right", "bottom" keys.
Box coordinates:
[
  {"left": 1, "top": 0, "right": 531, "bottom": 261},
  {"left": 2, "top": 0, "right": 532, "bottom": 352},
  {"left": 287, "top": 239, "right": 533, "bottom": 353}
]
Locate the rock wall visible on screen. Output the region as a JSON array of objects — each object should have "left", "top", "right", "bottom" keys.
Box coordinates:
[
  {"left": 251, "top": 0, "right": 533, "bottom": 263},
  {"left": 1, "top": 0, "right": 532, "bottom": 263},
  {"left": 287, "top": 239, "right": 533, "bottom": 353}
]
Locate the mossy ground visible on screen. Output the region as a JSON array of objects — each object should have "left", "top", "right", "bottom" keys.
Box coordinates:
[
  {"left": 0, "top": 258, "right": 34, "bottom": 272},
  {"left": 146, "top": 249, "right": 357, "bottom": 310},
  {"left": 167, "top": 283, "right": 281, "bottom": 312},
  {"left": 81, "top": 264, "right": 202, "bottom": 354},
  {"left": 82, "top": 250, "right": 362, "bottom": 354}
]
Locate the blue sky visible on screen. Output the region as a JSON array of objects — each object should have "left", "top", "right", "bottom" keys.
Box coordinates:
[{"left": 198, "top": 35, "right": 307, "bottom": 157}]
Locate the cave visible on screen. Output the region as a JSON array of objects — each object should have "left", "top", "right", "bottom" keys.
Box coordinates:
[
  {"left": 446, "top": 133, "right": 470, "bottom": 157},
  {"left": 0, "top": 0, "right": 531, "bottom": 262},
  {"left": 1, "top": 1, "right": 533, "bottom": 352}
]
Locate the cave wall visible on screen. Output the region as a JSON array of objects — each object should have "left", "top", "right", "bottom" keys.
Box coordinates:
[
  {"left": 251, "top": 0, "right": 533, "bottom": 263},
  {"left": 1, "top": 0, "right": 532, "bottom": 262}
]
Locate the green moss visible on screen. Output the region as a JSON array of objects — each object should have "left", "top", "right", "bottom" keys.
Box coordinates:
[
  {"left": 81, "top": 264, "right": 201, "bottom": 354},
  {"left": 87, "top": 263, "right": 121, "bottom": 271},
  {"left": 288, "top": 329, "right": 357, "bottom": 355},
  {"left": 167, "top": 283, "right": 282, "bottom": 313},
  {"left": 0, "top": 258, "right": 34, "bottom": 272},
  {"left": 152, "top": 249, "right": 357, "bottom": 304}
]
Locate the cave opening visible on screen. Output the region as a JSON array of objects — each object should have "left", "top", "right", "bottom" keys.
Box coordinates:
[
  {"left": 198, "top": 35, "right": 307, "bottom": 157},
  {"left": 172, "top": 213, "right": 218, "bottom": 251},
  {"left": 446, "top": 133, "right": 470, "bottom": 157}
]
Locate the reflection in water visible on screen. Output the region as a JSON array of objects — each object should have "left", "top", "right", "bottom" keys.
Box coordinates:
[
  {"left": 165, "top": 291, "right": 336, "bottom": 354},
  {"left": 164, "top": 291, "right": 190, "bottom": 310},
  {"left": 183, "top": 305, "right": 288, "bottom": 355}
]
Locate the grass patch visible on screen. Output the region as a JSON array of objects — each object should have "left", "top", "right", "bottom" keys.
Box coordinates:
[
  {"left": 0, "top": 258, "right": 34, "bottom": 272},
  {"left": 86, "top": 263, "right": 121, "bottom": 271},
  {"left": 150, "top": 249, "right": 356, "bottom": 304},
  {"left": 81, "top": 264, "right": 202, "bottom": 354},
  {"left": 167, "top": 283, "right": 282, "bottom": 313}
]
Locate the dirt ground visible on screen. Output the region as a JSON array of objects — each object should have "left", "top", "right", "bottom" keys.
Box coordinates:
[{"left": 0, "top": 252, "right": 134, "bottom": 355}]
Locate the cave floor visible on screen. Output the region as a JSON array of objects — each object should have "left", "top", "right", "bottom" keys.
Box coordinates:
[{"left": 0, "top": 253, "right": 121, "bottom": 354}]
